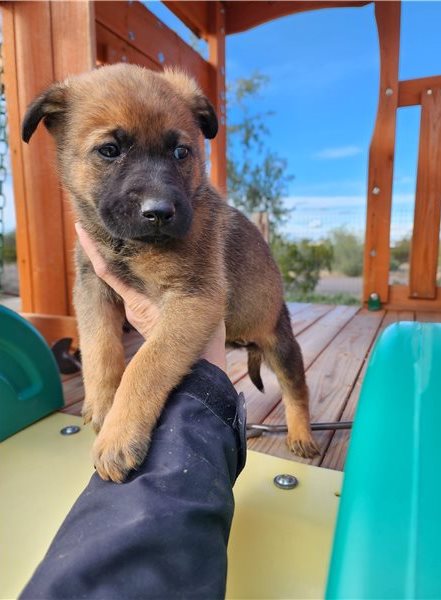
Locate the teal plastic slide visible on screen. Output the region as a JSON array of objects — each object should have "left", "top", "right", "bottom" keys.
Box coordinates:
[
  {"left": 0, "top": 305, "right": 64, "bottom": 441},
  {"left": 327, "top": 322, "right": 441, "bottom": 599}
]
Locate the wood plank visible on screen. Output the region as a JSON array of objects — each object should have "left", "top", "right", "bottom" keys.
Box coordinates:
[
  {"left": 1, "top": 3, "right": 34, "bottom": 312},
  {"left": 415, "top": 311, "right": 441, "bottom": 322},
  {"left": 2, "top": 1, "right": 69, "bottom": 315},
  {"left": 51, "top": 1, "right": 96, "bottom": 316},
  {"left": 163, "top": 1, "right": 210, "bottom": 38},
  {"left": 322, "top": 310, "right": 414, "bottom": 471},
  {"left": 240, "top": 305, "right": 359, "bottom": 424},
  {"left": 398, "top": 76, "right": 441, "bottom": 107},
  {"left": 249, "top": 308, "right": 384, "bottom": 464},
  {"left": 363, "top": 1, "right": 400, "bottom": 304},
  {"left": 409, "top": 88, "right": 441, "bottom": 299},
  {"left": 387, "top": 285, "right": 441, "bottom": 311},
  {"left": 21, "top": 313, "right": 78, "bottom": 347},
  {"left": 207, "top": 1, "right": 227, "bottom": 193},
  {"left": 224, "top": 1, "right": 370, "bottom": 35},
  {"left": 95, "top": 1, "right": 211, "bottom": 100},
  {"left": 96, "top": 23, "right": 160, "bottom": 71}
]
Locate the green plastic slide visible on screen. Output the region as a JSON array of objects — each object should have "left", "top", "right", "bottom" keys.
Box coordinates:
[
  {"left": 327, "top": 322, "right": 441, "bottom": 599},
  {"left": 0, "top": 305, "right": 64, "bottom": 441}
]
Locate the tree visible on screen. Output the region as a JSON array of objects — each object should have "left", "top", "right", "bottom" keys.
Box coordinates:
[{"left": 227, "top": 72, "right": 293, "bottom": 233}]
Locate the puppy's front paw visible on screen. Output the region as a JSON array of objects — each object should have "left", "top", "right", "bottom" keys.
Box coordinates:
[
  {"left": 286, "top": 431, "right": 320, "bottom": 459},
  {"left": 82, "top": 395, "right": 114, "bottom": 433},
  {"left": 92, "top": 423, "right": 151, "bottom": 483}
]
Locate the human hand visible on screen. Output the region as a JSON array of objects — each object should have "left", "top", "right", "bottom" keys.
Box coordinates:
[{"left": 75, "top": 223, "right": 227, "bottom": 372}]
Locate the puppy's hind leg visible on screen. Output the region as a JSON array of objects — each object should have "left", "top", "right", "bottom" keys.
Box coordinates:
[{"left": 263, "top": 304, "right": 319, "bottom": 459}]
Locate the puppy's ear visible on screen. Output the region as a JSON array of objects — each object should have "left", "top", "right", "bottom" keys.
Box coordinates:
[
  {"left": 161, "top": 68, "right": 218, "bottom": 139},
  {"left": 192, "top": 95, "right": 218, "bottom": 140},
  {"left": 22, "top": 82, "right": 68, "bottom": 143}
]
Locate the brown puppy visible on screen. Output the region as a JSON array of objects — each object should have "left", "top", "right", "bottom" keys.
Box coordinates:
[{"left": 23, "top": 64, "right": 319, "bottom": 482}]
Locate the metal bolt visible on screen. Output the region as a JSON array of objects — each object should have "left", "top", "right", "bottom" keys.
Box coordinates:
[
  {"left": 60, "top": 425, "right": 81, "bottom": 436},
  {"left": 220, "top": 116, "right": 226, "bottom": 126},
  {"left": 273, "top": 474, "right": 298, "bottom": 490},
  {"left": 128, "top": 31, "right": 136, "bottom": 41},
  {"left": 369, "top": 292, "right": 379, "bottom": 301},
  {"left": 121, "top": 55, "right": 128, "bottom": 63},
  {"left": 385, "top": 87, "right": 393, "bottom": 96},
  {"left": 372, "top": 186, "right": 380, "bottom": 195},
  {"left": 157, "top": 52, "right": 165, "bottom": 64},
  {"left": 427, "top": 89, "right": 433, "bottom": 95},
  {"left": 220, "top": 67, "right": 225, "bottom": 76},
  {"left": 369, "top": 249, "right": 377, "bottom": 257}
]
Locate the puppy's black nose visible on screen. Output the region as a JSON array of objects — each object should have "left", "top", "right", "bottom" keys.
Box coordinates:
[{"left": 141, "top": 200, "right": 175, "bottom": 225}]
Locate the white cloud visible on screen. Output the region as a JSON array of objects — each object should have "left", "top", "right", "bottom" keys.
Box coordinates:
[{"left": 313, "top": 145, "right": 363, "bottom": 159}]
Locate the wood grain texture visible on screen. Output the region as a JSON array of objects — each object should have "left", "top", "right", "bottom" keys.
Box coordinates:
[
  {"left": 398, "top": 76, "right": 441, "bottom": 107},
  {"left": 163, "top": 1, "right": 209, "bottom": 38},
  {"left": 409, "top": 88, "right": 441, "bottom": 299},
  {"left": 363, "top": 0, "right": 400, "bottom": 304},
  {"left": 322, "top": 309, "right": 414, "bottom": 470},
  {"left": 388, "top": 285, "right": 441, "bottom": 311},
  {"left": 207, "top": 1, "right": 227, "bottom": 193},
  {"left": 224, "top": 1, "right": 370, "bottom": 35}
]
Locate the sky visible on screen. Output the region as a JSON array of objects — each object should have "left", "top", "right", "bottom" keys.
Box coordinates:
[{"left": 3, "top": 1, "right": 441, "bottom": 241}]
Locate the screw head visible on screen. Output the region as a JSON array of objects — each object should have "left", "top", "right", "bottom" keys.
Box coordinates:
[
  {"left": 369, "top": 249, "right": 377, "bottom": 257},
  {"left": 60, "top": 425, "right": 81, "bottom": 436},
  {"left": 274, "top": 474, "right": 298, "bottom": 490},
  {"left": 385, "top": 87, "right": 393, "bottom": 96},
  {"left": 427, "top": 89, "right": 433, "bottom": 95},
  {"left": 372, "top": 186, "right": 380, "bottom": 195},
  {"left": 128, "top": 31, "right": 135, "bottom": 41}
]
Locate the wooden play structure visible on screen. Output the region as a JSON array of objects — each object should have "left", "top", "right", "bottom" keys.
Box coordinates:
[{"left": 1, "top": 1, "right": 441, "bottom": 469}]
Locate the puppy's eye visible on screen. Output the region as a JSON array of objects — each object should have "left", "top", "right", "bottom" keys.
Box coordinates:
[
  {"left": 173, "top": 146, "right": 189, "bottom": 160},
  {"left": 97, "top": 144, "right": 120, "bottom": 159}
]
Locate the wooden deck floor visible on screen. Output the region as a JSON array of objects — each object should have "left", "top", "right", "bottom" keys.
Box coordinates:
[{"left": 60, "top": 303, "right": 441, "bottom": 472}]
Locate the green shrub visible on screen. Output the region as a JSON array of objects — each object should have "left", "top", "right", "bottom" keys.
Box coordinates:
[
  {"left": 272, "top": 236, "right": 333, "bottom": 294},
  {"left": 390, "top": 236, "right": 410, "bottom": 266},
  {"left": 330, "top": 227, "right": 363, "bottom": 277},
  {"left": 2, "top": 230, "right": 16, "bottom": 263}
]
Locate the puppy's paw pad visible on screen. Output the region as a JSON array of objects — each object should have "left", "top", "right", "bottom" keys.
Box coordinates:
[{"left": 287, "top": 435, "right": 320, "bottom": 459}]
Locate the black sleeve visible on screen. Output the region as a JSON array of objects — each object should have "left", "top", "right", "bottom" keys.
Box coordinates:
[{"left": 20, "top": 360, "right": 247, "bottom": 600}]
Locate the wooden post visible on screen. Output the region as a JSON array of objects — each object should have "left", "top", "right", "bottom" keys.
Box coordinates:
[
  {"left": 409, "top": 87, "right": 441, "bottom": 299},
  {"left": 207, "top": 1, "right": 227, "bottom": 195},
  {"left": 363, "top": 1, "right": 400, "bottom": 304},
  {"left": 2, "top": 1, "right": 95, "bottom": 317}
]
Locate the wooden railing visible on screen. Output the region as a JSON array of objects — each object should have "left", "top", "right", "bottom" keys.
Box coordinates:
[{"left": 363, "top": 1, "right": 441, "bottom": 310}]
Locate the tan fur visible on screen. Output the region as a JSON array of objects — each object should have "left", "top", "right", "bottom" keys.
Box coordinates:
[{"left": 23, "top": 64, "right": 318, "bottom": 482}]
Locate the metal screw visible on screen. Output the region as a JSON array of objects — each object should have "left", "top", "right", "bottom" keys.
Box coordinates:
[
  {"left": 427, "top": 89, "right": 433, "bottom": 95},
  {"left": 220, "top": 116, "right": 226, "bottom": 126},
  {"left": 220, "top": 67, "right": 225, "bottom": 76},
  {"left": 157, "top": 52, "right": 165, "bottom": 64},
  {"left": 369, "top": 249, "right": 377, "bottom": 257},
  {"left": 128, "top": 31, "right": 136, "bottom": 41},
  {"left": 121, "top": 55, "right": 128, "bottom": 63},
  {"left": 60, "top": 425, "right": 81, "bottom": 436},
  {"left": 385, "top": 87, "right": 393, "bottom": 96},
  {"left": 372, "top": 186, "right": 380, "bottom": 195},
  {"left": 273, "top": 474, "right": 298, "bottom": 490}
]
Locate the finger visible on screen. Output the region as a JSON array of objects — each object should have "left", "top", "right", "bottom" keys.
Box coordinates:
[{"left": 75, "top": 223, "right": 137, "bottom": 300}]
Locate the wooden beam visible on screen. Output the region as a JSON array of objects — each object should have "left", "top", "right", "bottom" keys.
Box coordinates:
[
  {"left": 2, "top": 1, "right": 95, "bottom": 317},
  {"left": 95, "top": 1, "right": 211, "bottom": 100},
  {"left": 21, "top": 313, "right": 79, "bottom": 347},
  {"left": 386, "top": 285, "right": 441, "bottom": 312},
  {"left": 207, "top": 1, "right": 227, "bottom": 194},
  {"left": 224, "top": 1, "right": 371, "bottom": 35},
  {"left": 409, "top": 88, "right": 441, "bottom": 299},
  {"left": 363, "top": 1, "right": 400, "bottom": 304},
  {"left": 163, "top": 1, "right": 210, "bottom": 38},
  {"left": 398, "top": 76, "right": 441, "bottom": 107}
]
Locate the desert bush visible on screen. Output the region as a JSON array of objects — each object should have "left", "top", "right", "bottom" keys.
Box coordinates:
[
  {"left": 272, "top": 236, "right": 333, "bottom": 294},
  {"left": 330, "top": 227, "right": 363, "bottom": 277},
  {"left": 2, "top": 230, "right": 16, "bottom": 263},
  {"left": 390, "top": 236, "right": 410, "bottom": 266}
]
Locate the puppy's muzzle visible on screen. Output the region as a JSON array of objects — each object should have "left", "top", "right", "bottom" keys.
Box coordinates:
[{"left": 141, "top": 199, "right": 176, "bottom": 226}]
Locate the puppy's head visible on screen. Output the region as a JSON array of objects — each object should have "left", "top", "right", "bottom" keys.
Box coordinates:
[{"left": 22, "top": 64, "right": 218, "bottom": 242}]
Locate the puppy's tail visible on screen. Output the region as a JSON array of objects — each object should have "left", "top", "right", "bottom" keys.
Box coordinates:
[{"left": 247, "top": 347, "right": 264, "bottom": 393}]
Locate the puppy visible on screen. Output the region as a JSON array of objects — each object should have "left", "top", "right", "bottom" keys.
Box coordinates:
[{"left": 23, "top": 64, "right": 319, "bottom": 482}]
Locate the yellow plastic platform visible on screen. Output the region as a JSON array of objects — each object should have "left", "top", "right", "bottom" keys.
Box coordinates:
[{"left": 1, "top": 414, "right": 342, "bottom": 599}]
